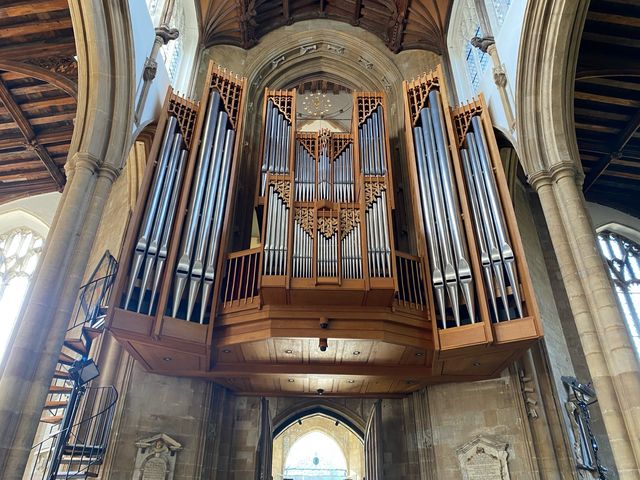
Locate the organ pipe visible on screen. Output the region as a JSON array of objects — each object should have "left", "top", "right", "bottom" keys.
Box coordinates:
[
  {"left": 404, "top": 69, "right": 532, "bottom": 331},
  {"left": 119, "top": 65, "right": 246, "bottom": 324}
]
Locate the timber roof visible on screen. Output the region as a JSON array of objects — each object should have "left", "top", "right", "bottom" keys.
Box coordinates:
[
  {"left": 0, "top": 0, "right": 76, "bottom": 204},
  {"left": 575, "top": 0, "right": 640, "bottom": 218},
  {"left": 198, "top": 0, "right": 451, "bottom": 54}
]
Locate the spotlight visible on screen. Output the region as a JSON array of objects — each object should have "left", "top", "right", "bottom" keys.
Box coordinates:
[{"left": 69, "top": 359, "right": 100, "bottom": 386}]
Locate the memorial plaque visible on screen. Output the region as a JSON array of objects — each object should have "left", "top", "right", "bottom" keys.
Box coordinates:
[
  {"left": 133, "top": 433, "right": 182, "bottom": 480},
  {"left": 142, "top": 457, "right": 167, "bottom": 480},
  {"left": 457, "top": 436, "right": 510, "bottom": 480}
]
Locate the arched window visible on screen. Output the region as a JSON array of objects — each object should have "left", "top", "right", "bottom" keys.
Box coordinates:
[
  {"left": 486, "top": 0, "right": 512, "bottom": 31},
  {"left": 144, "top": 0, "right": 198, "bottom": 90},
  {"left": 284, "top": 431, "right": 348, "bottom": 479},
  {"left": 449, "top": 0, "right": 490, "bottom": 95},
  {"left": 597, "top": 230, "right": 640, "bottom": 357},
  {"left": 0, "top": 228, "right": 44, "bottom": 357}
]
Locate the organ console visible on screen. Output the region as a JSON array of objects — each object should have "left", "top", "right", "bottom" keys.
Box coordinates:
[{"left": 106, "top": 62, "right": 542, "bottom": 396}]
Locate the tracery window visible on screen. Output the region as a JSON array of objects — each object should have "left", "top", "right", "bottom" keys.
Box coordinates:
[
  {"left": 598, "top": 230, "right": 640, "bottom": 357},
  {"left": 161, "top": 2, "right": 185, "bottom": 82},
  {"left": 144, "top": 0, "right": 191, "bottom": 86},
  {"left": 0, "top": 228, "right": 44, "bottom": 357},
  {"left": 453, "top": 0, "right": 490, "bottom": 93},
  {"left": 487, "top": 0, "right": 512, "bottom": 30}
]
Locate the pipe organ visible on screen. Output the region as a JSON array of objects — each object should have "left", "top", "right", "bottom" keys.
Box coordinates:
[{"left": 107, "top": 62, "right": 542, "bottom": 396}]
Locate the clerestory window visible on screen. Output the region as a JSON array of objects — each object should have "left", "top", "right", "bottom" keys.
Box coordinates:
[
  {"left": 598, "top": 230, "right": 640, "bottom": 358},
  {"left": 144, "top": 0, "right": 196, "bottom": 89}
]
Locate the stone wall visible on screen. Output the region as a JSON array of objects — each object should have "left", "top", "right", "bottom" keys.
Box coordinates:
[
  {"left": 102, "top": 362, "right": 213, "bottom": 479},
  {"left": 427, "top": 372, "right": 536, "bottom": 479}
]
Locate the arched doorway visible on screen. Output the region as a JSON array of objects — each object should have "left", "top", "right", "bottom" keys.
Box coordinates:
[{"left": 272, "top": 413, "right": 364, "bottom": 480}]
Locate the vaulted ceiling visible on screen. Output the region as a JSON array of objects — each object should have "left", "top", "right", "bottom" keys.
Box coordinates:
[
  {"left": 197, "top": 0, "right": 452, "bottom": 54},
  {"left": 0, "top": 0, "right": 77, "bottom": 205},
  {"left": 574, "top": 0, "right": 640, "bottom": 218}
]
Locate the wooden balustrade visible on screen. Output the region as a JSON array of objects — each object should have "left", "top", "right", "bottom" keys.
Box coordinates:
[
  {"left": 219, "top": 247, "right": 261, "bottom": 310},
  {"left": 394, "top": 251, "right": 427, "bottom": 311}
]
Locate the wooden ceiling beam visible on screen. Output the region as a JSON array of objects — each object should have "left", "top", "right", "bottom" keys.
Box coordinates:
[
  {"left": 583, "top": 108, "right": 640, "bottom": 192},
  {"left": 587, "top": 11, "right": 640, "bottom": 28},
  {"left": 0, "top": 0, "right": 69, "bottom": 18},
  {"left": 575, "top": 90, "right": 640, "bottom": 108},
  {"left": 0, "top": 18, "right": 73, "bottom": 39},
  {"left": 582, "top": 31, "right": 640, "bottom": 48},
  {"left": 0, "top": 78, "right": 65, "bottom": 189},
  {"left": 0, "top": 40, "right": 76, "bottom": 60},
  {"left": 386, "top": 0, "right": 409, "bottom": 53},
  {"left": 353, "top": 0, "right": 363, "bottom": 24}
]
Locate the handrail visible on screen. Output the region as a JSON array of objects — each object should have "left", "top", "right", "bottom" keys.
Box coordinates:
[
  {"left": 68, "top": 252, "right": 118, "bottom": 331},
  {"left": 220, "top": 248, "right": 261, "bottom": 309},
  {"left": 29, "top": 386, "right": 118, "bottom": 480},
  {"left": 227, "top": 246, "right": 261, "bottom": 259}
]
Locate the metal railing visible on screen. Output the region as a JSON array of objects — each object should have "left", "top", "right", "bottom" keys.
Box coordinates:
[
  {"left": 70, "top": 252, "right": 118, "bottom": 330},
  {"left": 29, "top": 386, "right": 118, "bottom": 480}
]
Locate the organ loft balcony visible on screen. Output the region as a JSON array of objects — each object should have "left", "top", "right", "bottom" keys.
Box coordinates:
[{"left": 106, "top": 63, "right": 543, "bottom": 396}]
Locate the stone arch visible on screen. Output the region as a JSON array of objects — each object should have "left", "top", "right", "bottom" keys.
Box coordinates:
[
  {"left": 0, "top": 210, "right": 49, "bottom": 239},
  {"left": 209, "top": 19, "right": 435, "bottom": 250},
  {"left": 0, "top": 1, "right": 137, "bottom": 477},
  {"left": 272, "top": 400, "right": 367, "bottom": 440},
  {"left": 515, "top": 0, "right": 589, "bottom": 177}
]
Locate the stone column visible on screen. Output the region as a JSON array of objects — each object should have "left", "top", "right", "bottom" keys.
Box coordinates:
[
  {"left": 0, "top": 0, "right": 135, "bottom": 475},
  {"left": 0, "top": 157, "right": 98, "bottom": 470},
  {"left": 529, "top": 164, "right": 640, "bottom": 478},
  {"left": 0, "top": 160, "right": 120, "bottom": 479}
]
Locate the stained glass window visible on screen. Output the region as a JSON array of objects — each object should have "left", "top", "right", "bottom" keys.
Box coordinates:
[
  {"left": 0, "top": 228, "right": 44, "bottom": 357},
  {"left": 598, "top": 230, "right": 640, "bottom": 357}
]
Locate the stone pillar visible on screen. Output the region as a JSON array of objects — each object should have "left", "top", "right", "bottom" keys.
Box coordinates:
[
  {"left": 0, "top": 160, "right": 120, "bottom": 479},
  {"left": 529, "top": 164, "right": 640, "bottom": 478},
  {"left": 0, "top": 0, "right": 135, "bottom": 475}
]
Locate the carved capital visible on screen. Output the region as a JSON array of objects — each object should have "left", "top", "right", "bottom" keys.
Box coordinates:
[
  {"left": 70, "top": 152, "right": 102, "bottom": 173},
  {"left": 97, "top": 163, "right": 121, "bottom": 183},
  {"left": 155, "top": 25, "right": 180, "bottom": 44}
]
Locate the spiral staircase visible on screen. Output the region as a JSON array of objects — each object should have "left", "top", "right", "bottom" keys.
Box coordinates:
[{"left": 28, "top": 253, "right": 118, "bottom": 480}]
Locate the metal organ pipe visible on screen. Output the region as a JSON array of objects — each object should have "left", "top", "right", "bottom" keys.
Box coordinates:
[
  {"left": 137, "top": 132, "right": 184, "bottom": 313},
  {"left": 261, "top": 101, "right": 291, "bottom": 195},
  {"left": 187, "top": 110, "right": 229, "bottom": 321},
  {"left": 148, "top": 150, "right": 186, "bottom": 314},
  {"left": 460, "top": 148, "right": 500, "bottom": 321},
  {"left": 172, "top": 92, "right": 222, "bottom": 318},
  {"left": 124, "top": 115, "right": 178, "bottom": 310},
  {"left": 471, "top": 116, "right": 522, "bottom": 317},
  {"left": 200, "top": 129, "right": 236, "bottom": 324},
  {"left": 429, "top": 90, "right": 475, "bottom": 325},
  {"left": 419, "top": 108, "right": 460, "bottom": 326},
  {"left": 412, "top": 126, "right": 446, "bottom": 325}
]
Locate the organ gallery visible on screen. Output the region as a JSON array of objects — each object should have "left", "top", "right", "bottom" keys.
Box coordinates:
[
  {"left": 1, "top": 2, "right": 638, "bottom": 479},
  {"left": 106, "top": 63, "right": 542, "bottom": 397}
]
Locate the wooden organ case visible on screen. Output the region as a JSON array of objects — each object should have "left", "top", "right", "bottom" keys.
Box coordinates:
[{"left": 107, "top": 63, "right": 542, "bottom": 397}]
